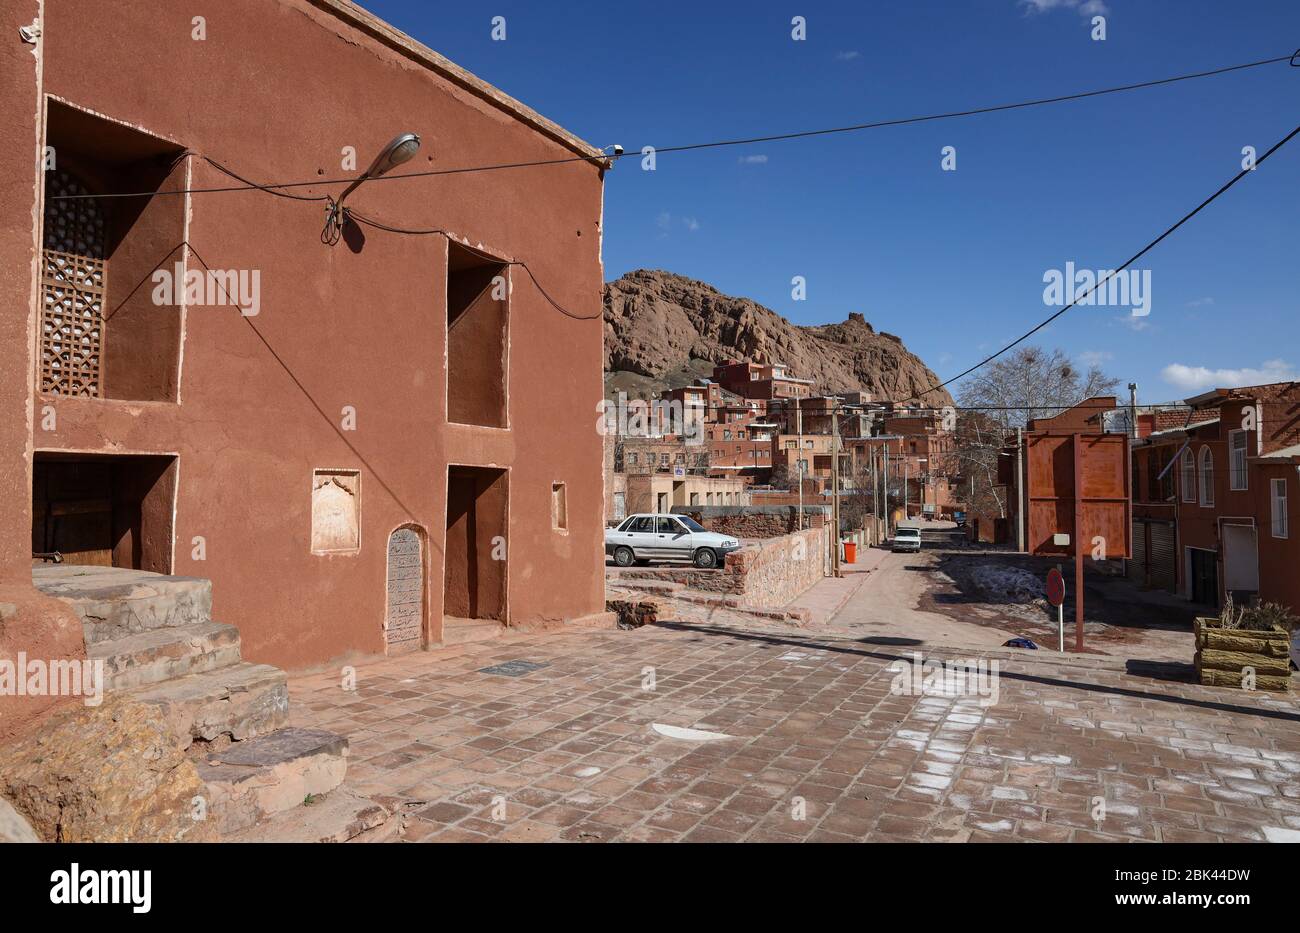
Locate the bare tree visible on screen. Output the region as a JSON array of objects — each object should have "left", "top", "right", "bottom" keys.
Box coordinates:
[
  {"left": 953, "top": 349, "right": 1119, "bottom": 519},
  {"left": 954, "top": 411, "right": 1009, "bottom": 518},
  {"left": 839, "top": 458, "right": 877, "bottom": 532},
  {"left": 958, "top": 347, "right": 1121, "bottom": 430}
]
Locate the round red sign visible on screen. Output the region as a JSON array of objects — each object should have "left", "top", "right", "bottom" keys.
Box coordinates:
[{"left": 1046, "top": 568, "right": 1065, "bottom": 607}]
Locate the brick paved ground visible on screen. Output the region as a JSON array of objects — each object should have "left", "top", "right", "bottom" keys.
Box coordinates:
[{"left": 288, "top": 611, "right": 1300, "bottom": 842}]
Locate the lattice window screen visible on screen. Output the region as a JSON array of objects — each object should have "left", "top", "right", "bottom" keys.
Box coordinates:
[{"left": 41, "top": 170, "right": 106, "bottom": 396}]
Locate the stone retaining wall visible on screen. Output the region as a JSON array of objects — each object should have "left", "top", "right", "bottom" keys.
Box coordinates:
[
  {"left": 671, "top": 505, "right": 826, "bottom": 539},
  {"left": 613, "top": 525, "right": 828, "bottom": 609}
]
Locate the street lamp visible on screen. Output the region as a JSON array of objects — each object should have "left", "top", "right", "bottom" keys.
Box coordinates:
[
  {"left": 323, "top": 133, "right": 422, "bottom": 244},
  {"left": 339, "top": 133, "right": 422, "bottom": 205}
]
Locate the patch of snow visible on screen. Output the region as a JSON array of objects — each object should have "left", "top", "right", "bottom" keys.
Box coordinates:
[
  {"left": 970, "top": 564, "right": 1044, "bottom": 604},
  {"left": 651, "top": 723, "right": 734, "bottom": 741}
]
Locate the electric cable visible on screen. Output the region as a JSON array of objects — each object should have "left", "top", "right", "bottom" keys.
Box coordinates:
[
  {"left": 893, "top": 121, "right": 1300, "bottom": 406},
  {"left": 47, "top": 51, "right": 1297, "bottom": 202}
]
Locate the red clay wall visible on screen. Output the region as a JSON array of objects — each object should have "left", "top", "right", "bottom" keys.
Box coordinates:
[
  {"left": 0, "top": 0, "right": 41, "bottom": 586},
  {"left": 0, "top": 1, "right": 90, "bottom": 742},
  {"left": 1256, "top": 462, "right": 1299, "bottom": 613},
  {"left": 19, "top": 0, "right": 608, "bottom": 669},
  {"left": 1176, "top": 399, "right": 1300, "bottom": 610}
]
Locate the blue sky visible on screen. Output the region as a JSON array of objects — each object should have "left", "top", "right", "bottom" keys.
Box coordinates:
[{"left": 365, "top": 0, "right": 1299, "bottom": 404}]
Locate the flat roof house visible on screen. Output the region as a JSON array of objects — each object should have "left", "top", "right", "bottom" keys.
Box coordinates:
[{"left": 1, "top": 0, "right": 611, "bottom": 673}]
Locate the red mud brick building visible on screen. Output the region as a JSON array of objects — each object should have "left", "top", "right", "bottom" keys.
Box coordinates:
[
  {"left": 1, "top": 0, "right": 611, "bottom": 675},
  {"left": 1126, "top": 407, "right": 1190, "bottom": 593},
  {"left": 882, "top": 408, "right": 962, "bottom": 519},
  {"left": 712, "top": 361, "right": 814, "bottom": 401},
  {"left": 1165, "top": 384, "right": 1300, "bottom": 611}
]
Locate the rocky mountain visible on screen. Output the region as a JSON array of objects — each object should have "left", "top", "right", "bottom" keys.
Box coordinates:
[{"left": 603, "top": 269, "right": 953, "bottom": 407}]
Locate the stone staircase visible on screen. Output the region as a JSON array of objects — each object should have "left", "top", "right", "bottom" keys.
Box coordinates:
[{"left": 32, "top": 564, "right": 349, "bottom": 838}]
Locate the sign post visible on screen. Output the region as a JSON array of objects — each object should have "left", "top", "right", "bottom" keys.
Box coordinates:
[
  {"left": 1072, "top": 434, "right": 1085, "bottom": 652},
  {"left": 1046, "top": 566, "right": 1065, "bottom": 652},
  {"left": 1023, "top": 429, "right": 1130, "bottom": 656}
]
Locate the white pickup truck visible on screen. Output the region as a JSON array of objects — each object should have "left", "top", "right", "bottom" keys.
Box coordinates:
[{"left": 891, "top": 527, "right": 922, "bottom": 553}]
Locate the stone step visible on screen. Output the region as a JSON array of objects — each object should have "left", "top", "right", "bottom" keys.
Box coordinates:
[
  {"left": 225, "top": 788, "right": 396, "bottom": 843},
  {"left": 442, "top": 617, "right": 505, "bottom": 646},
  {"left": 88, "top": 621, "right": 242, "bottom": 692},
  {"left": 33, "top": 565, "right": 213, "bottom": 644},
  {"left": 607, "top": 578, "right": 684, "bottom": 595},
  {"left": 127, "top": 662, "right": 289, "bottom": 749},
  {"left": 197, "top": 728, "right": 349, "bottom": 836},
  {"left": 565, "top": 610, "right": 619, "bottom": 631}
]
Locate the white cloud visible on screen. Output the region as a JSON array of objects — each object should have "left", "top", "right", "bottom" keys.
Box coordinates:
[
  {"left": 1021, "top": 0, "right": 1108, "bottom": 15},
  {"left": 1161, "top": 359, "right": 1298, "bottom": 392},
  {"left": 835, "top": 50, "right": 862, "bottom": 61},
  {"left": 656, "top": 212, "right": 700, "bottom": 235},
  {"left": 738, "top": 154, "right": 768, "bottom": 165},
  {"left": 1078, "top": 350, "right": 1113, "bottom": 368},
  {"left": 1185, "top": 296, "right": 1214, "bottom": 308}
]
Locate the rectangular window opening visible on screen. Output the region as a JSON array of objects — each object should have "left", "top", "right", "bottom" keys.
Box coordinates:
[
  {"left": 1229, "top": 430, "right": 1249, "bottom": 491},
  {"left": 42, "top": 100, "right": 186, "bottom": 402},
  {"left": 552, "top": 482, "right": 567, "bottom": 531},
  {"left": 32, "top": 453, "right": 177, "bottom": 571},
  {"left": 446, "top": 241, "right": 507, "bottom": 428}
]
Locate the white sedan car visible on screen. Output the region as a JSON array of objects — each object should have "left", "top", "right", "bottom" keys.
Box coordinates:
[{"left": 606, "top": 513, "right": 740, "bottom": 569}]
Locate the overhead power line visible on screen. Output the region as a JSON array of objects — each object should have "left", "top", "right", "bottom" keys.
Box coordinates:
[
  {"left": 49, "top": 51, "right": 1297, "bottom": 202},
  {"left": 41, "top": 51, "right": 1300, "bottom": 341},
  {"left": 894, "top": 120, "right": 1300, "bottom": 407},
  {"left": 344, "top": 208, "right": 599, "bottom": 320}
]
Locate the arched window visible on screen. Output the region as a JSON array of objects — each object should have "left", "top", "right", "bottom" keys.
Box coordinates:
[
  {"left": 1199, "top": 446, "right": 1215, "bottom": 507},
  {"left": 1180, "top": 448, "right": 1196, "bottom": 503}
]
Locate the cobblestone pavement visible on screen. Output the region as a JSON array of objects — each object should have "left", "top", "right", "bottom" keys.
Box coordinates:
[{"left": 288, "top": 612, "right": 1300, "bottom": 842}]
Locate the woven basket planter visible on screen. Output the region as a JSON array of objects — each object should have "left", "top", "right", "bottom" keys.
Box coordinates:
[{"left": 1193, "top": 617, "right": 1292, "bottom": 692}]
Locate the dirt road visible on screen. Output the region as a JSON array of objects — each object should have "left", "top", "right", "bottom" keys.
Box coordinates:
[
  {"left": 829, "top": 526, "right": 1019, "bottom": 651},
  {"left": 828, "top": 524, "right": 1196, "bottom": 664}
]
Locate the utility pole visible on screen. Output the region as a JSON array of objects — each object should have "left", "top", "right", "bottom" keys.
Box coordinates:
[
  {"left": 872, "top": 444, "right": 880, "bottom": 545},
  {"left": 796, "top": 404, "right": 804, "bottom": 532},
  {"left": 883, "top": 444, "right": 891, "bottom": 540},
  {"left": 903, "top": 457, "right": 909, "bottom": 524},
  {"left": 831, "top": 402, "right": 841, "bottom": 577},
  {"left": 1072, "top": 432, "right": 1085, "bottom": 652},
  {"left": 1128, "top": 382, "right": 1139, "bottom": 440},
  {"left": 1015, "top": 426, "right": 1025, "bottom": 553}
]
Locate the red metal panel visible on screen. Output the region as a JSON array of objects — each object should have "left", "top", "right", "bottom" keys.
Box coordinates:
[{"left": 1025, "top": 432, "right": 1131, "bottom": 559}]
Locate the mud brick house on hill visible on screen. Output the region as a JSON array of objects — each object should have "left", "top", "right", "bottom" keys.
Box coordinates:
[{"left": 1, "top": 0, "right": 611, "bottom": 679}]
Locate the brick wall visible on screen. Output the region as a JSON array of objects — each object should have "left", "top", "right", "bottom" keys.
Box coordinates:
[{"left": 673, "top": 505, "right": 825, "bottom": 537}]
